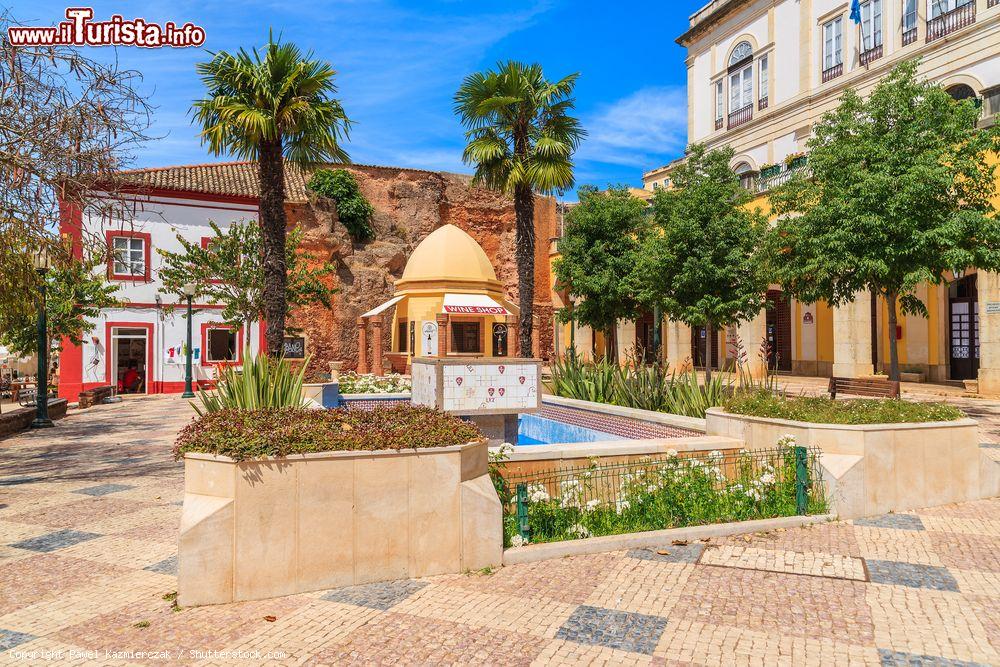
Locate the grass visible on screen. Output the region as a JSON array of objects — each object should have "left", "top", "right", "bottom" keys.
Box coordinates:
[{"left": 724, "top": 391, "right": 965, "bottom": 424}]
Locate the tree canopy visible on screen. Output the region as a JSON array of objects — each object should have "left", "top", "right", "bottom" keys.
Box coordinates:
[
  {"left": 635, "top": 144, "right": 769, "bottom": 380},
  {"left": 767, "top": 59, "right": 1000, "bottom": 380},
  {"left": 554, "top": 186, "right": 649, "bottom": 358}
]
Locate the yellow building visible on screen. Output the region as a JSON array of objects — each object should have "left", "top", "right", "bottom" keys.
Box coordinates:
[
  {"left": 358, "top": 225, "right": 520, "bottom": 374},
  {"left": 550, "top": 0, "right": 1000, "bottom": 390}
]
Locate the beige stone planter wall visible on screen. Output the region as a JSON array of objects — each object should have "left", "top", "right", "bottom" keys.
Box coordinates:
[
  {"left": 179, "top": 440, "right": 501, "bottom": 607},
  {"left": 705, "top": 408, "right": 993, "bottom": 519}
]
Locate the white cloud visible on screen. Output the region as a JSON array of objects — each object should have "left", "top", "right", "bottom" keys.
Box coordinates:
[{"left": 577, "top": 86, "right": 688, "bottom": 170}]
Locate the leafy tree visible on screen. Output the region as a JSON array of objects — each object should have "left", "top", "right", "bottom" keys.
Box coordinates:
[
  {"left": 768, "top": 60, "right": 1000, "bottom": 381},
  {"left": 192, "top": 36, "right": 352, "bottom": 356},
  {"left": 306, "top": 169, "right": 376, "bottom": 241},
  {"left": 635, "top": 144, "right": 769, "bottom": 381},
  {"left": 157, "top": 221, "right": 336, "bottom": 335},
  {"left": 0, "top": 251, "right": 120, "bottom": 361},
  {"left": 553, "top": 186, "right": 649, "bottom": 359},
  {"left": 454, "top": 61, "right": 585, "bottom": 357}
]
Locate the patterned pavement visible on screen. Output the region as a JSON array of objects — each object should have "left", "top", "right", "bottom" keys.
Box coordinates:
[{"left": 0, "top": 395, "right": 998, "bottom": 665}]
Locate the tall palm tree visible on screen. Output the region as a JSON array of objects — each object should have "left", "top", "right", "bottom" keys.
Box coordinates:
[
  {"left": 192, "top": 36, "right": 351, "bottom": 357},
  {"left": 454, "top": 61, "right": 584, "bottom": 357}
]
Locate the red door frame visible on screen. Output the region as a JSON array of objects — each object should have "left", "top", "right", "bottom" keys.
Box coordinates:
[{"left": 105, "top": 321, "right": 155, "bottom": 394}]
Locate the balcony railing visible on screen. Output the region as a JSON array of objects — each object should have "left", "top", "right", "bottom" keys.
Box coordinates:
[
  {"left": 715, "top": 117, "right": 724, "bottom": 130},
  {"left": 860, "top": 44, "right": 883, "bottom": 66},
  {"left": 728, "top": 104, "right": 753, "bottom": 130},
  {"left": 822, "top": 63, "right": 843, "bottom": 83},
  {"left": 754, "top": 164, "right": 810, "bottom": 194},
  {"left": 902, "top": 27, "right": 918, "bottom": 45},
  {"left": 759, "top": 96, "right": 769, "bottom": 111},
  {"left": 989, "top": 0, "right": 999, "bottom": 8},
  {"left": 927, "top": 1, "right": 975, "bottom": 42}
]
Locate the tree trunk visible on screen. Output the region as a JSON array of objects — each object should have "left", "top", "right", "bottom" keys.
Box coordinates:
[
  {"left": 605, "top": 325, "right": 616, "bottom": 361},
  {"left": 886, "top": 290, "right": 901, "bottom": 382},
  {"left": 257, "top": 138, "right": 288, "bottom": 357},
  {"left": 514, "top": 183, "right": 535, "bottom": 358},
  {"left": 704, "top": 321, "right": 714, "bottom": 384}
]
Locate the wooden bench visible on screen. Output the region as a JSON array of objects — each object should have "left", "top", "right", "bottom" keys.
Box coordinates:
[
  {"left": 828, "top": 376, "right": 900, "bottom": 400},
  {"left": 16, "top": 389, "right": 36, "bottom": 407},
  {"left": 78, "top": 385, "right": 114, "bottom": 409}
]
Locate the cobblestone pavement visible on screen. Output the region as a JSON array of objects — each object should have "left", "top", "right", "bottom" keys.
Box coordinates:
[{"left": 1, "top": 395, "right": 999, "bottom": 665}]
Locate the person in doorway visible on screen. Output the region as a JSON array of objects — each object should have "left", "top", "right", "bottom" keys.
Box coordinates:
[{"left": 121, "top": 360, "right": 142, "bottom": 394}]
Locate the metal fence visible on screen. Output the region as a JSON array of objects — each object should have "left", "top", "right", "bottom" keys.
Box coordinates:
[{"left": 494, "top": 445, "right": 826, "bottom": 545}]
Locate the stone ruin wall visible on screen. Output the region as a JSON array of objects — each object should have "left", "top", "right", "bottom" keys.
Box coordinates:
[{"left": 286, "top": 165, "right": 557, "bottom": 377}]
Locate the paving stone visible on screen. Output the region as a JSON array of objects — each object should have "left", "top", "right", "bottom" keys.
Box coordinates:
[
  {"left": 320, "top": 579, "right": 428, "bottom": 610},
  {"left": 0, "top": 628, "right": 36, "bottom": 650},
  {"left": 626, "top": 543, "right": 704, "bottom": 563},
  {"left": 878, "top": 648, "right": 991, "bottom": 666},
  {"left": 143, "top": 554, "right": 177, "bottom": 575},
  {"left": 72, "top": 483, "right": 134, "bottom": 496},
  {"left": 8, "top": 529, "right": 101, "bottom": 553},
  {"left": 867, "top": 560, "right": 960, "bottom": 592},
  {"left": 856, "top": 514, "right": 926, "bottom": 531},
  {"left": 555, "top": 604, "right": 668, "bottom": 655}
]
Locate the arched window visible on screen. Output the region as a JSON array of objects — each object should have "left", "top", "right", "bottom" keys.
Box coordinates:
[
  {"left": 733, "top": 161, "right": 756, "bottom": 189},
  {"left": 946, "top": 84, "right": 977, "bottom": 102},
  {"left": 729, "top": 41, "right": 753, "bottom": 67},
  {"left": 728, "top": 42, "right": 754, "bottom": 115}
]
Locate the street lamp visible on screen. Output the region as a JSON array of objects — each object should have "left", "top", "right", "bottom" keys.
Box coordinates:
[
  {"left": 181, "top": 282, "right": 197, "bottom": 398},
  {"left": 31, "top": 246, "right": 53, "bottom": 429}
]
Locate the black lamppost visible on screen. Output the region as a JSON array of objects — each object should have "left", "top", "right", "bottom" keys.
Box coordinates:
[
  {"left": 181, "top": 282, "right": 197, "bottom": 398},
  {"left": 31, "top": 246, "right": 54, "bottom": 429}
]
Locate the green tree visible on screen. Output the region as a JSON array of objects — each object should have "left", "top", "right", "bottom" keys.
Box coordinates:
[
  {"left": 768, "top": 60, "right": 1000, "bottom": 381},
  {"left": 192, "top": 35, "right": 351, "bottom": 357},
  {"left": 157, "top": 221, "right": 335, "bottom": 335},
  {"left": 553, "top": 186, "right": 648, "bottom": 359},
  {"left": 635, "top": 144, "right": 769, "bottom": 381},
  {"left": 0, "top": 251, "right": 119, "bottom": 361},
  {"left": 454, "top": 61, "right": 585, "bottom": 357}
]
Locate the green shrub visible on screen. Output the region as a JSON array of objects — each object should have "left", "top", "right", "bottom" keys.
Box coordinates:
[
  {"left": 173, "top": 404, "right": 483, "bottom": 461},
  {"left": 338, "top": 372, "right": 410, "bottom": 394},
  {"left": 307, "top": 169, "right": 376, "bottom": 241},
  {"left": 194, "top": 351, "right": 309, "bottom": 416},
  {"left": 724, "top": 391, "right": 964, "bottom": 424}
]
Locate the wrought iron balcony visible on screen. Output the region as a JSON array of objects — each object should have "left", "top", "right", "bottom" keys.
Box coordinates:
[
  {"left": 902, "top": 27, "right": 917, "bottom": 45},
  {"left": 753, "top": 162, "right": 810, "bottom": 194},
  {"left": 759, "top": 96, "right": 769, "bottom": 111},
  {"left": 860, "top": 44, "right": 883, "bottom": 66},
  {"left": 927, "top": 1, "right": 975, "bottom": 42},
  {"left": 822, "top": 63, "right": 843, "bottom": 83},
  {"left": 715, "top": 117, "right": 724, "bottom": 130},
  {"left": 728, "top": 104, "right": 753, "bottom": 130}
]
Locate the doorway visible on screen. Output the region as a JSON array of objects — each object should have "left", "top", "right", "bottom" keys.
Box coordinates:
[
  {"left": 635, "top": 311, "right": 656, "bottom": 362},
  {"left": 949, "top": 274, "right": 979, "bottom": 381},
  {"left": 691, "top": 325, "right": 719, "bottom": 369},
  {"left": 110, "top": 326, "right": 149, "bottom": 394},
  {"left": 765, "top": 290, "right": 792, "bottom": 371}
]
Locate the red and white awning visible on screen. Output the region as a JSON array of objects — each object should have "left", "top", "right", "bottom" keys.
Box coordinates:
[{"left": 442, "top": 293, "right": 509, "bottom": 315}]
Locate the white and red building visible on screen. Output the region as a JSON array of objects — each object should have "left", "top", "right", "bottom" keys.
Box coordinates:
[{"left": 58, "top": 166, "right": 266, "bottom": 400}]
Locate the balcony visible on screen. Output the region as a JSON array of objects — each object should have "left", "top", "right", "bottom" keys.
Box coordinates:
[
  {"left": 759, "top": 96, "right": 769, "bottom": 111},
  {"left": 728, "top": 104, "right": 753, "bottom": 130},
  {"left": 902, "top": 27, "right": 918, "bottom": 45},
  {"left": 754, "top": 162, "right": 810, "bottom": 194},
  {"left": 927, "top": 1, "right": 975, "bottom": 42},
  {"left": 715, "top": 117, "right": 724, "bottom": 131},
  {"left": 860, "top": 44, "right": 883, "bottom": 66},
  {"left": 822, "top": 63, "right": 843, "bottom": 83}
]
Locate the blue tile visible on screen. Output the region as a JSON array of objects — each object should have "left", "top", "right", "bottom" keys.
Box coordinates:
[
  {"left": 73, "top": 483, "right": 134, "bottom": 496},
  {"left": 855, "top": 514, "right": 925, "bottom": 531},
  {"left": 556, "top": 605, "right": 668, "bottom": 655},
  {"left": 867, "top": 560, "right": 959, "bottom": 592},
  {"left": 9, "top": 530, "right": 101, "bottom": 553},
  {"left": 879, "top": 648, "right": 990, "bottom": 666},
  {"left": 321, "top": 580, "right": 427, "bottom": 610},
  {"left": 144, "top": 554, "right": 177, "bottom": 576},
  {"left": 626, "top": 543, "right": 704, "bottom": 564},
  {"left": 0, "top": 629, "right": 36, "bottom": 650}
]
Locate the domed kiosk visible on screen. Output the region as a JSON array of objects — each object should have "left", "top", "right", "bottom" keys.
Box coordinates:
[{"left": 356, "top": 225, "right": 520, "bottom": 375}]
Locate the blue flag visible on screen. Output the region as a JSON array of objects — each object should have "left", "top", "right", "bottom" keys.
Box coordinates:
[{"left": 850, "top": 0, "right": 863, "bottom": 24}]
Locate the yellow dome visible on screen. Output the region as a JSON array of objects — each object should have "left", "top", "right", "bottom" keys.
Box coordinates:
[{"left": 398, "top": 224, "right": 500, "bottom": 288}]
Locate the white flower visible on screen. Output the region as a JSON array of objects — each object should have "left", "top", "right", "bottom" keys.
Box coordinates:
[
  {"left": 709, "top": 450, "right": 724, "bottom": 461},
  {"left": 615, "top": 499, "right": 631, "bottom": 513},
  {"left": 666, "top": 449, "right": 678, "bottom": 458},
  {"left": 510, "top": 534, "right": 528, "bottom": 548},
  {"left": 759, "top": 472, "right": 776, "bottom": 485},
  {"left": 745, "top": 488, "right": 761, "bottom": 501},
  {"left": 585, "top": 499, "right": 601, "bottom": 511},
  {"left": 568, "top": 523, "right": 591, "bottom": 539},
  {"left": 527, "top": 484, "right": 550, "bottom": 503}
]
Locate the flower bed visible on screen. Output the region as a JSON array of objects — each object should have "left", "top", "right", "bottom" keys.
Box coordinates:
[
  {"left": 337, "top": 372, "right": 410, "bottom": 394},
  {"left": 493, "top": 438, "right": 826, "bottom": 546},
  {"left": 724, "top": 392, "right": 964, "bottom": 424}
]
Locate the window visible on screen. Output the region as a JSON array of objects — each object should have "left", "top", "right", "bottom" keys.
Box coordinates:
[
  {"left": 205, "top": 327, "right": 238, "bottom": 363},
  {"left": 904, "top": 0, "right": 918, "bottom": 31},
  {"left": 860, "top": 0, "right": 882, "bottom": 50},
  {"left": 728, "top": 41, "right": 753, "bottom": 66},
  {"left": 106, "top": 231, "right": 151, "bottom": 281},
  {"left": 734, "top": 162, "right": 756, "bottom": 190},
  {"left": 931, "top": 0, "right": 973, "bottom": 18},
  {"left": 823, "top": 18, "right": 843, "bottom": 71},
  {"left": 729, "top": 67, "right": 753, "bottom": 111},
  {"left": 715, "top": 80, "right": 724, "bottom": 125},
  {"left": 398, "top": 321, "right": 408, "bottom": 352},
  {"left": 451, "top": 321, "right": 481, "bottom": 354},
  {"left": 759, "top": 55, "right": 769, "bottom": 102}
]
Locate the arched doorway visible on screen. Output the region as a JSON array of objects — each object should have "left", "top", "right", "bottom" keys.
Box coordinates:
[
  {"left": 949, "top": 274, "right": 979, "bottom": 381},
  {"left": 946, "top": 83, "right": 977, "bottom": 102},
  {"left": 765, "top": 290, "right": 792, "bottom": 371}
]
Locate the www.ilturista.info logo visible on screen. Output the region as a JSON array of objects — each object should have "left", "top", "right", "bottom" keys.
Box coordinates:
[{"left": 7, "top": 8, "right": 206, "bottom": 48}]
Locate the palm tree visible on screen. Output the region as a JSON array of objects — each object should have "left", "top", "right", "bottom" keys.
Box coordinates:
[
  {"left": 454, "top": 61, "right": 584, "bottom": 357},
  {"left": 192, "top": 36, "right": 351, "bottom": 357}
]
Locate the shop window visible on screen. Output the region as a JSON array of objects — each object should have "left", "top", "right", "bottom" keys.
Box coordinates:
[{"left": 451, "top": 321, "right": 481, "bottom": 354}]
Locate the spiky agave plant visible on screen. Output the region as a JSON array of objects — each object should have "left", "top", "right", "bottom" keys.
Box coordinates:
[{"left": 193, "top": 349, "right": 311, "bottom": 415}]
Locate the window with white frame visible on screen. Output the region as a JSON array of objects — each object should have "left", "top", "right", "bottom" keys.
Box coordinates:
[
  {"left": 903, "top": 0, "right": 918, "bottom": 31},
  {"left": 112, "top": 236, "right": 145, "bottom": 277},
  {"left": 759, "top": 55, "right": 769, "bottom": 100},
  {"left": 823, "top": 17, "right": 843, "bottom": 71},
  {"left": 860, "top": 0, "right": 882, "bottom": 50},
  {"left": 931, "top": 0, "right": 972, "bottom": 17},
  {"left": 727, "top": 42, "right": 754, "bottom": 112},
  {"left": 715, "top": 80, "right": 724, "bottom": 122}
]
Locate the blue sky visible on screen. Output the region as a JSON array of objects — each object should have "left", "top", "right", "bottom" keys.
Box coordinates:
[{"left": 14, "top": 0, "right": 702, "bottom": 195}]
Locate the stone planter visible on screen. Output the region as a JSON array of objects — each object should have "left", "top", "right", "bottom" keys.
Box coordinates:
[
  {"left": 705, "top": 408, "right": 989, "bottom": 519},
  {"left": 179, "top": 439, "right": 501, "bottom": 606}
]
